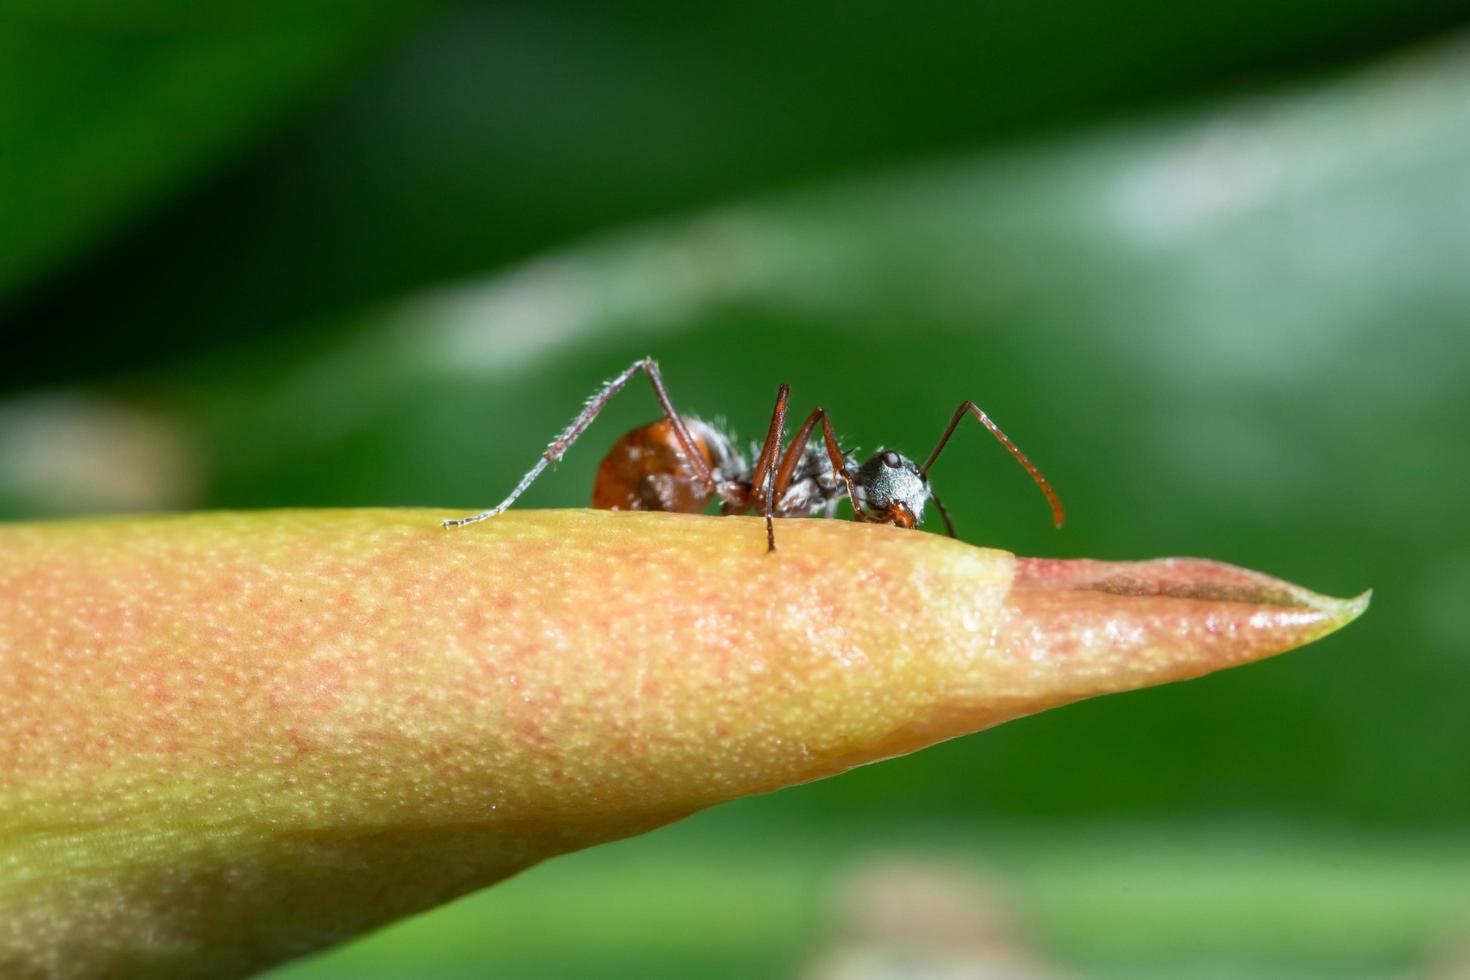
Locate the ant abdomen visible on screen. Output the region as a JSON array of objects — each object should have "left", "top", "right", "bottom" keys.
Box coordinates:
[{"left": 592, "top": 418, "right": 741, "bottom": 513}]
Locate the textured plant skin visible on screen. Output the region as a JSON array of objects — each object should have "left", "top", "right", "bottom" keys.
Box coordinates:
[{"left": 0, "top": 509, "right": 1368, "bottom": 978}]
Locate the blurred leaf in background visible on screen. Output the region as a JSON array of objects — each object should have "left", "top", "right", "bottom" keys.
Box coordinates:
[
  {"left": 3, "top": 1, "right": 1468, "bottom": 977},
  {"left": 0, "top": 0, "right": 434, "bottom": 305},
  {"left": 4, "top": 0, "right": 1468, "bottom": 375}
]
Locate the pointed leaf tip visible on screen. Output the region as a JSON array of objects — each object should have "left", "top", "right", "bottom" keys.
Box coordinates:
[{"left": 984, "top": 557, "right": 1370, "bottom": 711}]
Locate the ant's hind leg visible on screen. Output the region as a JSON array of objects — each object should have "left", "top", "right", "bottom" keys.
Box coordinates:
[
  {"left": 442, "top": 456, "right": 553, "bottom": 527},
  {"left": 443, "top": 357, "right": 724, "bottom": 528}
]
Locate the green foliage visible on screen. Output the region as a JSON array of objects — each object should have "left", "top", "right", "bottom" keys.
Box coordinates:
[
  {"left": 271, "top": 817, "right": 1470, "bottom": 980},
  {"left": 0, "top": 0, "right": 433, "bottom": 305}
]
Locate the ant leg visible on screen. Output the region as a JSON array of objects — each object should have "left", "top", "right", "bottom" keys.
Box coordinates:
[
  {"left": 745, "top": 384, "right": 791, "bottom": 552},
  {"left": 917, "top": 401, "right": 1065, "bottom": 528},
  {"left": 444, "top": 357, "right": 726, "bottom": 528},
  {"left": 772, "top": 407, "right": 868, "bottom": 523},
  {"left": 814, "top": 411, "right": 867, "bottom": 520},
  {"left": 930, "top": 491, "right": 958, "bottom": 538}
]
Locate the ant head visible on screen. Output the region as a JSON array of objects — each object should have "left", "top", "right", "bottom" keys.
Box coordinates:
[{"left": 852, "top": 449, "right": 930, "bottom": 528}]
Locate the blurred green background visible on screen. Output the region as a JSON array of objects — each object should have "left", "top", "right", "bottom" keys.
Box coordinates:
[{"left": 4, "top": 2, "right": 1468, "bottom": 978}]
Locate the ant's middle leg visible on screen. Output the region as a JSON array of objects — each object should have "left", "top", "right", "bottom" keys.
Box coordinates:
[{"left": 746, "top": 384, "right": 791, "bottom": 552}]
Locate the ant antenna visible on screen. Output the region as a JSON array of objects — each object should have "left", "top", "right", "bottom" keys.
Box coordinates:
[{"left": 919, "top": 401, "right": 1065, "bottom": 528}]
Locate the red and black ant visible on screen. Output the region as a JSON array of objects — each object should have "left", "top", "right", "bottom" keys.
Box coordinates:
[{"left": 443, "top": 358, "right": 1064, "bottom": 551}]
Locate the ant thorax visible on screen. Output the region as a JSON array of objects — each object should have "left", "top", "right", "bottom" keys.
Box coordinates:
[{"left": 745, "top": 440, "right": 854, "bottom": 519}]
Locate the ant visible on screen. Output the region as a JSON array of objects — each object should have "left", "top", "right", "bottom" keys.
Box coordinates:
[{"left": 443, "top": 358, "right": 1064, "bottom": 552}]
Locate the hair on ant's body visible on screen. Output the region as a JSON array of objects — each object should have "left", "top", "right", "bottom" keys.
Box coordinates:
[{"left": 443, "top": 358, "right": 1064, "bottom": 551}]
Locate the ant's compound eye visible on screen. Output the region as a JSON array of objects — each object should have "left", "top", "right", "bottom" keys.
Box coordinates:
[{"left": 882, "top": 451, "right": 901, "bottom": 468}]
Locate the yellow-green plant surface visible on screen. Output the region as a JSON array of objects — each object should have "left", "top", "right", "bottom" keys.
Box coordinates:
[{"left": 0, "top": 509, "right": 1367, "bottom": 978}]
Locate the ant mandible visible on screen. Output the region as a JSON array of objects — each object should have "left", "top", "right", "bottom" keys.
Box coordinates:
[{"left": 443, "top": 358, "right": 1064, "bottom": 552}]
